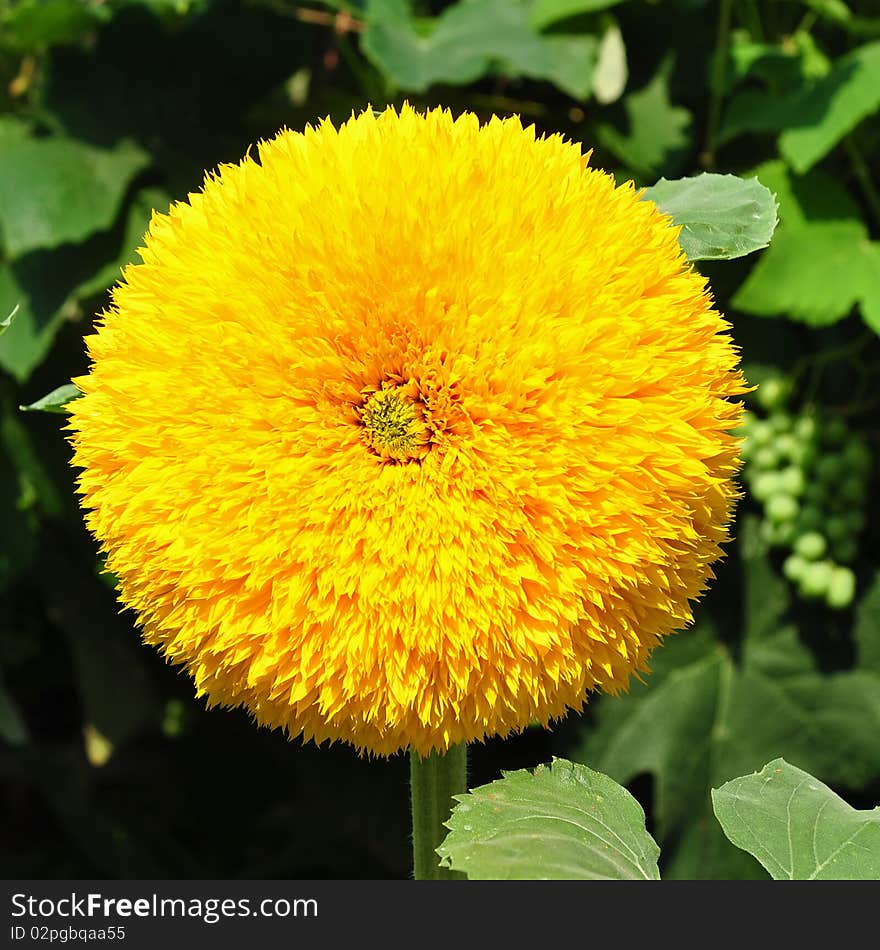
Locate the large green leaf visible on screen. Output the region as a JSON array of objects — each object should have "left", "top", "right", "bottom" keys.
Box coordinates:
[
  {"left": 732, "top": 161, "right": 880, "bottom": 331},
  {"left": 713, "top": 759, "right": 880, "bottom": 880},
  {"left": 71, "top": 186, "right": 168, "bottom": 300},
  {"left": 597, "top": 60, "right": 692, "bottom": 179},
  {"left": 0, "top": 266, "right": 69, "bottom": 383},
  {"left": 0, "top": 187, "right": 165, "bottom": 382},
  {"left": 0, "top": 128, "right": 149, "bottom": 260},
  {"left": 717, "top": 31, "right": 831, "bottom": 145},
  {"left": 572, "top": 517, "right": 880, "bottom": 879},
  {"left": 642, "top": 173, "right": 778, "bottom": 261},
  {"left": 734, "top": 225, "right": 880, "bottom": 327},
  {"left": 718, "top": 41, "right": 880, "bottom": 172},
  {"left": 0, "top": 0, "right": 107, "bottom": 52},
  {"left": 529, "top": 0, "right": 625, "bottom": 31},
  {"left": 437, "top": 758, "right": 660, "bottom": 879},
  {"left": 779, "top": 41, "right": 880, "bottom": 173},
  {"left": 717, "top": 89, "right": 791, "bottom": 145},
  {"left": 725, "top": 35, "right": 827, "bottom": 95},
  {"left": 362, "top": 0, "right": 598, "bottom": 100}
]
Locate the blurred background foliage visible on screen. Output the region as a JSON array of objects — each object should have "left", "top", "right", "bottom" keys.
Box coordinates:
[{"left": 1, "top": 0, "right": 879, "bottom": 880}]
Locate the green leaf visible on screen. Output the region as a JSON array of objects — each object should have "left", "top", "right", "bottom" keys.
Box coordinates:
[
  {"left": 857, "top": 251, "right": 880, "bottom": 334},
  {"left": 0, "top": 187, "right": 166, "bottom": 382},
  {"left": 437, "top": 758, "right": 660, "bottom": 879},
  {"left": 801, "top": 0, "right": 853, "bottom": 26},
  {"left": 779, "top": 41, "right": 880, "bottom": 173},
  {"left": 19, "top": 383, "right": 82, "bottom": 414},
  {"left": 572, "top": 516, "right": 880, "bottom": 879},
  {"left": 734, "top": 225, "right": 879, "bottom": 326},
  {"left": 597, "top": 60, "right": 692, "bottom": 179},
  {"left": 718, "top": 33, "right": 831, "bottom": 144},
  {"left": 717, "top": 89, "right": 792, "bottom": 146},
  {"left": 529, "top": 0, "right": 624, "bottom": 31},
  {"left": 717, "top": 41, "right": 880, "bottom": 171},
  {"left": 362, "top": 0, "right": 598, "bottom": 100},
  {"left": 0, "top": 265, "right": 68, "bottom": 382},
  {"left": 725, "top": 37, "right": 819, "bottom": 93},
  {"left": 0, "top": 0, "right": 108, "bottom": 52},
  {"left": 541, "top": 34, "right": 601, "bottom": 102},
  {"left": 741, "top": 158, "right": 861, "bottom": 229},
  {"left": 712, "top": 759, "right": 880, "bottom": 880},
  {"left": 71, "top": 186, "right": 169, "bottom": 301},
  {"left": 0, "top": 117, "right": 32, "bottom": 147},
  {"left": 642, "top": 173, "right": 778, "bottom": 261},
  {"left": 0, "top": 128, "right": 149, "bottom": 259},
  {"left": 732, "top": 161, "right": 880, "bottom": 330}
]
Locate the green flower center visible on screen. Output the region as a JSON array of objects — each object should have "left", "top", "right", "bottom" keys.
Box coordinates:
[{"left": 360, "top": 386, "right": 430, "bottom": 461}]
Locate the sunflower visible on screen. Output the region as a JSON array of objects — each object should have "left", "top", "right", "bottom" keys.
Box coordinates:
[{"left": 68, "top": 105, "right": 746, "bottom": 756}]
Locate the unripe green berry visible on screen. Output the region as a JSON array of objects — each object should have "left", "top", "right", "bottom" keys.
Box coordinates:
[
  {"left": 777, "top": 467, "right": 805, "bottom": 497},
  {"left": 751, "top": 472, "right": 782, "bottom": 502},
  {"left": 794, "top": 415, "right": 818, "bottom": 442},
  {"left": 794, "top": 531, "right": 827, "bottom": 561},
  {"left": 757, "top": 378, "right": 792, "bottom": 412},
  {"left": 766, "top": 493, "right": 799, "bottom": 524},
  {"left": 783, "top": 554, "right": 807, "bottom": 582},
  {"left": 799, "top": 561, "right": 834, "bottom": 599},
  {"left": 770, "top": 412, "right": 793, "bottom": 434},
  {"left": 749, "top": 421, "right": 773, "bottom": 447},
  {"left": 753, "top": 446, "right": 780, "bottom": 471},
  {"left": 760, "top": 519, "right": 795, "bottom": 548},
  {"left": 774, "top": 434, "right": 800, "bottom": 461},
  {"left": 825, "top": 566, "right": 856, "bottom": 610}
]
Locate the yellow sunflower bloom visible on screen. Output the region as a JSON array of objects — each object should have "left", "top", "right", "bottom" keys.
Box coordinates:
[{"left": 68, "top": 105, "right": 746, "bottom": 756}]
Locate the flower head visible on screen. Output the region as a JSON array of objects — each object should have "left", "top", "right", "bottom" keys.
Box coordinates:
[{"left": 69, "top": 105, "right": 746, "bottom": 756}]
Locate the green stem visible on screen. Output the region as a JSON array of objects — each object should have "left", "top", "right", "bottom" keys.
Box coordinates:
[
  {"left": 410, "top": 744, "right": 468, "bottom": 880},
  {"left": 335, "top": 33, "right": 383, "bottom": 104},
  {"left": 703, "top": 0, "right": 734, "bottom": 167},
  {"left": 744, "top": 0, "right": 764, "bottom": 39}
]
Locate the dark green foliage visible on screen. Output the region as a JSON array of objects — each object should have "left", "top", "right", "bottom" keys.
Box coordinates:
[{"left": 1, "top": 0, "right": 879, "bottom": 879}]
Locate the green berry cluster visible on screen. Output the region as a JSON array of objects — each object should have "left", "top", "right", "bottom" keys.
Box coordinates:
[{"left": 739, "top": 379, "right": 871, "bottom": 610}]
